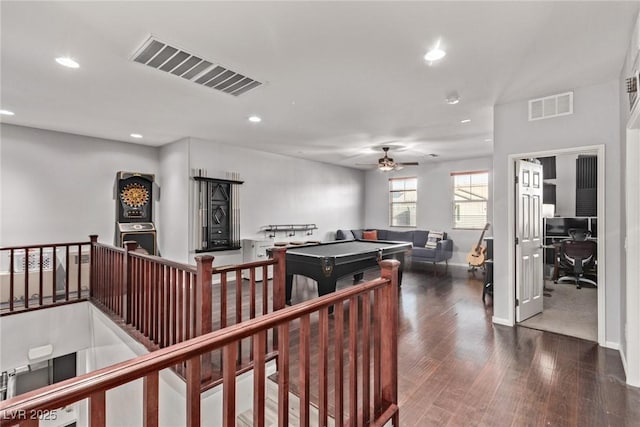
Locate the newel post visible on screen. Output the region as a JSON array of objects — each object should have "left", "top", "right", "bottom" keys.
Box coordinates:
[
  {"left": 123, "top": 241, "right": 138, "bottom": 324},
  {"left": 379, "top": 259, "right": 399, "bottom": 416},
  {"left": 195, "top": 255, "right": 214, "bottom": 336},
  {"left": 195, "top": 254, "right": 214, "bottom": 382},
  {"left": 270, "top": 247, "right": 287, "bottom": 311},
  {"left": 89, "top": 235, "right": 98, "bottom": 298}
]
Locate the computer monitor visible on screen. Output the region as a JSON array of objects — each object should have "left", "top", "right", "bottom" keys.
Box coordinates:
[{"left": 544, "top": 217, "right": 590, "bottom": 237}]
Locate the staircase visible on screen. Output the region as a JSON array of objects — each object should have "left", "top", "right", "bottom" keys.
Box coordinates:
[{"left": 237, "top": 378, "right": 335, "bottom": 427}]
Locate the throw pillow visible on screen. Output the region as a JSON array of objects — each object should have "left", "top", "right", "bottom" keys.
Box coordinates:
[
  {"left": 362, "top": 230, "right": 378, "bottom": 240},
  {"left": 425, "top": 231, "right": 444, "bottom": 248}
]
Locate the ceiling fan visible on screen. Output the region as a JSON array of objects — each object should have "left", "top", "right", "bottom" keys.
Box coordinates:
[{"left": 357, "top": 147, "right": 419, "bottom": 171}]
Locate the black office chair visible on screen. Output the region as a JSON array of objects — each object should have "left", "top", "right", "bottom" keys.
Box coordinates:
[{"left": 557, "top": 233, "right": 597, "bottom": 289}]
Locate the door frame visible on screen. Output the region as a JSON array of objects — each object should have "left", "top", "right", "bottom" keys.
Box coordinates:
[{"left": 506, "top": 144, "right": 606, "bottom": 346}]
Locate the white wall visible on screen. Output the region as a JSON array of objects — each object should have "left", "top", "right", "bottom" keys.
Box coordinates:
[
  {"left": 552, "top": 153, "right": 577, "bottom": 217},
  {"left": 0, "top": 124, "right": 159, "bottom": 246},
  {"left": 363, "top": 157, "right": 493, "bottom": 265},
  {"left": 158, "top": 138, "right": 191, "bottom": 262},
  {"left": 170, "top": 137, "right": 366, "bottom": 266},
  {"left": 0, "top": 302, "right": 91, "bottom": 370},
  {"left": 493, "top": 80, "right": 622, "bottom": 344}
]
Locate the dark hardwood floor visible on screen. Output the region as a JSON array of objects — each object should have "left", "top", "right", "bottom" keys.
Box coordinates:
[{"left": 286, "top": 264, "right": 640, "bottom": 427}]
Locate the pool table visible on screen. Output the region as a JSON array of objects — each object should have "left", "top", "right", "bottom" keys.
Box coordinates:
[{"left": 284, "top": 240, "right": 411, "bottom": 304}]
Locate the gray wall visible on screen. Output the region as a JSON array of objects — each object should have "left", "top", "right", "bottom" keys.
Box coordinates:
[
  {"left": 0, "top": 124, "right": 159, "bottom": 246},
  {"left": 493, "top": 80, "right": 622, "bottom": 344},
  {"left": 363, "top": 156, "right": 493, "bottom": 265}
]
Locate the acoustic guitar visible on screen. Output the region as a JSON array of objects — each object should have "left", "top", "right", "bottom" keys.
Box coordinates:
[{"left": 467, "top": 223, "right": 491, "bottom": 267}]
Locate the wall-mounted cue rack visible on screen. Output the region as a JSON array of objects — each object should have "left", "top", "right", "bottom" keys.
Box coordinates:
[
  {"left": 261, "top": 224, "right": 318, "bottom": 239},
  {"left": 194, "top": 174, "right": 243, "bottom": 252}
]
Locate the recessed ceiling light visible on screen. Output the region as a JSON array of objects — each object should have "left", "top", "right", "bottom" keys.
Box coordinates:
[
  {"left": 248, "top": 115, "right": 262, "bottom": 123},
  {"left": 445, "top": 92, "right": 460, "bottom": 105},
  {"left": 0, "top": 109, "right": 15, "bottom": 116},
  {"left": 424, "top": 39, "right": 446, "bottom": 62},
  {"left": 460, "top": 119, "right": 471, "bottom": 124},
  {"left": 55, "top": 57, "right": 80, "bottom": 69},
  {"left": 130, "top": 133, "right": 143, "bottom": 139}
]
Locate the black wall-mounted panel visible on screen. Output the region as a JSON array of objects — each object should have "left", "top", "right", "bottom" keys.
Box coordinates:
[
  {"left": 576, "top": 156, "right": 597, "bottom": 216},
  {"left": 537, "top": 156, "right": 556, "bottom": 179}
]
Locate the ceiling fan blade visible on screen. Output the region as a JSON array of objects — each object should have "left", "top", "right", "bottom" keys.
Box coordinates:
[
  {"left": 355, "top": 163, "right": 379, "bottom": 166},
  {"left": 397, "top": 162, "right": 419, "bottom": 166}
]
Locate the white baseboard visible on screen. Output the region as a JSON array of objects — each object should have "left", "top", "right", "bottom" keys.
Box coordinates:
[
  {"left": 620, "top": 347, "right": 628, "bottom": 377},
  {"left": 492, "top": 316, "right": 513, "bottom": 327},
  {"left": 604, "top": 340, "right": 620, "bottom": 350}
]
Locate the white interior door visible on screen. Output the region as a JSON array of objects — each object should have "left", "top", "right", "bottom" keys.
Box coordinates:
[{"left": 515, "top": 159, "right": 544, "bottom": 322}]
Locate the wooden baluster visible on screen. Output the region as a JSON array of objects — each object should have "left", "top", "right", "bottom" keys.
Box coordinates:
[
  {"left": 222, "top": 343, "right": 237, "bottom": 427},
  {"left": 9, "top": 248, "right": 14, "bottom": 312},
  {"left": 52, "top": 245, "right": 57, "bottom": 303},
  {"left": 161, "top": 264, "right": 167, "bottom": 347},
  {"left": 90, "top": 390, "right": 106, "bottom": 427},
  {"left": 318, "top": 306, "right": 329, "bottom": 427},
  {"left": 362, "top": 292, "right": 371, "bottom": 424},
  {"left": 236, "top": 269, "right": 242, "bottom": 365},
  {"left": 186, "top": 356, "right": 201, "bottom": 427},
  {"left": 171, "top": 267, "right": 178, "bottom": 345},
  {"left": 185, "top": 273, "right": 192, "bottom": 339},
  {"left": 77, "top": 244, "right": 82, "bottom": 300},
  {"left": 123, "top": 241, "right": 136, "bottom": 324},
  {"left": 177, "top": 269, "right": 184, "bottom": 343},
  {"left": 195, "top": 255, "right": 213, "bottom": 381},
  {"left": 220, "top": 271, "right": 228, "bottom": 330},
  {"left": 253, "top": 331, "right": 267, "bottom": 427},
  {"left": 349, "top": 296, "right": 359, "bottom": 424},
  {"left": 65, "top": 245, "right": 70, "bottom": 302},
  {"left": 379, "top": 259, "right": 400, "bottom": 425},
  {"left": 277, "top": 322, "right": 290, "bottom": 427},
  {"left": 24, "top": 248, "right": 29, "bottom": 309},
  {"left": 262, "top": 264, "right": 268, "bottom": 314},
  {"left": 144, "top": 371, "right": 159, "bottom": 427},
  {"left": 249, "top": 268, "right": 256, "bottom": 361},
  {"left": 334, "top": 302, "right": 344, "bottom": 427},
  {"left": 373, "top": 287, "right": 382, "bottom": 417},
  {"left": 299, "top": 314, "right": 311, "bottom": 427},
  {"left": 89, "top": 235, "right": 98, "bottom": 298},
  {"left": 38, "top": 247, "right": 43, "bottom": 306}
]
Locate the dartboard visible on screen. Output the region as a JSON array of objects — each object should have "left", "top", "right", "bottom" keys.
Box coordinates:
[{"left": 120, "top": 183, "right": 150, "bottom": 208}]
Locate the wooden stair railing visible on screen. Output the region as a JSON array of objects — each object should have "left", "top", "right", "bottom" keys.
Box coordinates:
[
  {"left": 0, "top": 260, "right": 400, "bottom": 427},
  {"left": 0, "top": 240, "right": 92, "bottom": 315},
  {"left": 90, "top": 238, "right": 288, "bottom": 387}
]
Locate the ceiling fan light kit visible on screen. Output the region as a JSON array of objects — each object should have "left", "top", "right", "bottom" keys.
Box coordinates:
[{"left": 357, "top": 146, "right": 420, "bottom": 172}]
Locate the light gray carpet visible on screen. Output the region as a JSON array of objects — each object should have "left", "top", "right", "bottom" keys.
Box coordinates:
[{"left": 519, "top": 281, "right": 597, "bottom": 342}]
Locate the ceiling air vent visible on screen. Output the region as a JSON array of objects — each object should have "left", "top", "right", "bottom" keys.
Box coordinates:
[
  {"left": 131, "top": 36, "right": 263, "bottom": 97},
  {"left": 528, "top": 92, "right": 573, "bottom": 121}
]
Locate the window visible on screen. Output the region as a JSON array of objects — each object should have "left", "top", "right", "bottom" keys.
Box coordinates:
[
  {"left": 389, "top": 177, "right": 417, "bottom": 227},
  {"left": 452, "top": 171, "right": 488, "bottom": 229}
]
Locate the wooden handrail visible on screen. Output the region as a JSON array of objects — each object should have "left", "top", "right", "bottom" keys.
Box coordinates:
[
  {"left": 0, "top": 273, "right": 395, "bottom": 424},
  {"left": 1, "top": 240, "right": 92, "bottom": 315},
  {"left": 0, "top": 241, "right": 92, "bottom": 251}
]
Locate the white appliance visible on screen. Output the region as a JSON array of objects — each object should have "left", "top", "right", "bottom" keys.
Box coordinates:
[{"left": 242, "top": 239, "right": 274, "bottom": 280}]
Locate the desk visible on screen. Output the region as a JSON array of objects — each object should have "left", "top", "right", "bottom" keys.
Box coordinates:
[{"left": 285, "top": 240, "right": 411, "bottom": 304}]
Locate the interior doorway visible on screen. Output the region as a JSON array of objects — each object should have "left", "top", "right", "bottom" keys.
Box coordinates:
[{"left": 509, "top": 145, "right": 605, "bottom": 345}]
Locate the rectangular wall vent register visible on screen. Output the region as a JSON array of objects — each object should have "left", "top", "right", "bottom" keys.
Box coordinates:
[
  {"left": 528, "top": 92, "right": 573, "bottom": 121},
  {"left": 131, "top": 36, "right": 263, "bottom": 97}
]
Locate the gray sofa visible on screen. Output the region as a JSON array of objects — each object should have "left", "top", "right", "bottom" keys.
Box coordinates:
[{"left": 336, "top": 228, "right": 453, "bottom": 269}]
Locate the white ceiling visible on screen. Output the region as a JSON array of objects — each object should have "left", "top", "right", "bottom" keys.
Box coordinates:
[{"left": 1, "top": 1, "right": 638, "bottom": 169}]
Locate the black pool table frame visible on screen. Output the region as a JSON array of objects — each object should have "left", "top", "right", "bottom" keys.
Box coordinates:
[{"left": 284, "top": 240, "right": 411, "bottom": 305}]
